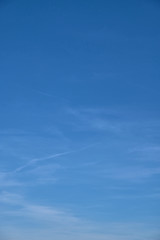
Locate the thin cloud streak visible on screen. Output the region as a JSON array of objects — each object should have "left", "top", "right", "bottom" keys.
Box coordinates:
[
  {"left": 13, "top": 143, "right": 98, "bottom": 173},
  {"left": 0, "top": 192, "right": 159, "bottom": 240},
  {"left": 14, "top": 151, "right": 74, "bottom": 173}
]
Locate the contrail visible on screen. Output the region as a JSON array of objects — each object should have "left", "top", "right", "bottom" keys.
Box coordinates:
[
  {"left": 13, "top": 142, "right": 99, "bottom": 173},
  {"left": 14, "top": 151, "right": 74, "bottom": 173}
]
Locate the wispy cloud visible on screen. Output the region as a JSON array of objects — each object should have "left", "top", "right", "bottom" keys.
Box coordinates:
[
  {"left": 0, "top": 191, "right": 24, "bottom": 205},
  {"left": 0, "top": 151, "right": 73, "bottom": 188},
  {"left": 0, "top": 172, "right": 23, "bottom": 187},
  {"left": 64, "top": 106, "right": 160, "bottom": 139},
  {"left": 107, "top": 193, "right": 160, "bottom": 200},
  {"left": 65, "top": 107, "right": 121, "bottom": 133},
  {"left": 14, "top": 151, "right": 73, "bottom": 173},
  {"left": 0, "top": 142, "right": 99, "bottom": 188},
  {"left": 129, "top": 145, "right": 160, "bottom": 162},
  {"left": 100, "top": 166, "right": 160, "bottom": 182},
  {"left": 0, "top": 192, "right": 159, "bottom": 240},
  {"left": 13, "top": 142, "right": 98, "bottom": 173}
]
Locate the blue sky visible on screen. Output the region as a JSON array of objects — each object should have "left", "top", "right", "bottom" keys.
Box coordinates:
[{"left": 0, "top": 0, "right": 160, "bottom": 239}]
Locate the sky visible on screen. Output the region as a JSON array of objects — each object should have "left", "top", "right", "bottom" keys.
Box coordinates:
[{"left": 0, "top": 0, "right": 160, "bottom": 239}]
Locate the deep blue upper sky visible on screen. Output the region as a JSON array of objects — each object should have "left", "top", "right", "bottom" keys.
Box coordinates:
[{"left": 0, "top": 0, "right": 160, "bottom": 239}]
